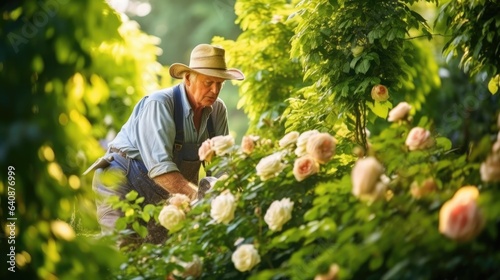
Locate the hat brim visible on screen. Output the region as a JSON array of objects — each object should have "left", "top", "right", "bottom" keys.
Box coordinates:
[{"left": 169, "top": 63, "right": 245, "bottom": 81}]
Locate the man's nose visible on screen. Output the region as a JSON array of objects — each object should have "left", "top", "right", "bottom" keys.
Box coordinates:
[{"left": 211, "top": 82, "right": 223, "bottom": 93}]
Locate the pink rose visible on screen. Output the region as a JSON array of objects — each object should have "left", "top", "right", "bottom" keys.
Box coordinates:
[
  {"left": 293, "top": 155, "right": 320, "bottom": 181},
  {"left": 241, "top": 135, "right": 256, "bottom": 155},
  {"left": 198, "top": 140, "right": 214, "bottom": 162},
  {"left": 371, "top": 84, "right": 389, "bottom": 102},
  {"left": 388, "top": 102, "right": 412, "bottom": 122},
  {"left": 439, "top": 186, "right": 484, "bottom": 242},
  {"left": 351, "top": 157, "right": 386, "bottom": 201},
  {"left": 405, "top": 127, "right": 435, "bottom": 151},
  {"left": 306, "top": 132, "right": 337, "bottom": 164}
]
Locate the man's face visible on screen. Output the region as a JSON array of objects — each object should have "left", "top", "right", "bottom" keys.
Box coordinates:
[{"left": 186, "top": 73, "right": 225, "bottom": 108}]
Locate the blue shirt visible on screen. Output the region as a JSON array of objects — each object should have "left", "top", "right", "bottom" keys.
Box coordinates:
[{"left": 108, "top": 83, "right": 229, "bottom": 178}]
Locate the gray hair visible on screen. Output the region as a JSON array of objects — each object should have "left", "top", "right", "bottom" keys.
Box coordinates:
[{"left": 183, "top": 71, "right": 198, "bottom": 83}]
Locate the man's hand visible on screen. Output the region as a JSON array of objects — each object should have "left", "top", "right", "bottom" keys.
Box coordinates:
[{"left": 153, "top": 172, "right": 197, "bottom": 200}]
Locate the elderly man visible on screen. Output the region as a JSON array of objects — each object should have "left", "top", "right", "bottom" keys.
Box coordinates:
[{"left": 87, "top": 44, "right": 244, "bottom": 244}]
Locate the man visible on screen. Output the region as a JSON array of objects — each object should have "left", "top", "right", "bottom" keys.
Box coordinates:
[{"left": 87, "top": 44, "right": 244, "bottom": 244}]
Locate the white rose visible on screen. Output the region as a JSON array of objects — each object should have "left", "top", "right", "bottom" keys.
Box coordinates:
[
  {"left": 198, "top": 140, "right": 214, "bottom": 162},
  {"left": 210, "top": 191, "right": 236, "bottom": 224},
  {"left": 388, "top": 102, "right": 412, "bottom": 122},
  {"left": 306, "top": 132, "right": 337, "bottom": 164},
  {"left": 264, "top": 198, "right": 294, "bottom": 232},
  {"left": 210, "top": 135, "right": 235, "bottom": 156},
  {"left": 351, "top": 157, "right": 386, "bottom": 201},
  {"left": 405, "top": 127, "right": 435, "bottom": 151},
  {"left": 231, "top": 244, "right": 261, "bottom": 272},
  {"left": 158, "top": 205, "right": 185, "bottom": 232},
  {"left": 279, "top": 131, "right": 300, "bottom": 147},
  {"left": 295, "top": 130, "right": 319, "bottom": 157},
  {"left": 255, "top": 152, "right": 286, "bottom": 181},
  {"left": 439, "top": 186, "right": 484, "bottom": 242}
]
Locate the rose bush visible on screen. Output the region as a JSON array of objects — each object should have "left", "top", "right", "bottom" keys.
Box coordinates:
[{"left": 111, "top": 1, "right": 500, "bottom": 279}]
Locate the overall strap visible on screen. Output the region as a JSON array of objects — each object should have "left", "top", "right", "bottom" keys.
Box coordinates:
[{"left": 173, "top": 85, "right": 184, "bottom": 151}]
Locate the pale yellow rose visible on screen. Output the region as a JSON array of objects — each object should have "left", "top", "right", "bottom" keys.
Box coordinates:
[
  {"left": 241, "top": 135, "right": 257, "bottom": 155},
  {"left": 351, "top": 157, "right": 386, "bottom": 201},
  {"left": 314, "top": 264, "right": 340, "bottom": 280},
  {"left": 439, "top": 186, "right": 484, "bottom": 242},
  {"left": 198, "top": 140, "right": 214, "bottom": 162},
  {"left": 410, "top": 177, "right": 437, "bottom": 199},
  {"left": 168, "top": 193, "right": 191, "bottom": 211},
  {"left": 158, "top": 205, "right": 185, "bottom": 232},
  {"left": 295, "top": 130, "right": 319, "bottom": 157},
  {"left": 388, "top": 102, "right": 412, "bottom": 122},
  {"left": 293, "top": 155, "right": 320, "bottom": 182},
  {"left": 279, "top": 131, "right": 300, "bottom": 148},
  {"left": 231, "top": 244, "right": 261, "bottom": 272},
  {"left": 306, "top": 132, "right": 337, "bottom": 164},
  {"left": 371, "top": 84, "right": 389, "bottom": 102},
  {"left": 210, "top": 135, "right": 235, "bottom": 156},
  {"left": 405, "top": 127, "right": 435, "bottom": 151},
  {"left": 210, "top": 191, "right": 236, "bottom": 224},
  {"left": 264, "top": 198, "right": 294, "bottom": 232},
  {"left": 256, "top": 152, "right": 286, "bottom": 181}
]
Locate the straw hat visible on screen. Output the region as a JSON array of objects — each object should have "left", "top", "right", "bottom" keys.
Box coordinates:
[{"left": 169, "top": 44, "right": 244, "bottom": 80}]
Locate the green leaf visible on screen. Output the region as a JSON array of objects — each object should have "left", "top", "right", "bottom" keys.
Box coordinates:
[
  {"left": 132, "top": 221, "right": 148, "bottom": 238},
  {"left": 126, "top": 191, "right": 139, "bottom": 201},
  {"left": 367, "top": 101, "right": 392, "bottom": 119},
  {"left": 141, "top": 211, "right": 150, "bottom": 223},
  {"left": 355, "top": 59, "right": 371, "bottom": 74},
  {"left": 488, "top": 75, "right": 499, "bottom": 94}
]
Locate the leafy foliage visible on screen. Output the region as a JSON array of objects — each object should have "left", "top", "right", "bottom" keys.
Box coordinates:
[{"left": 0, "top": 0, "right": 166, "bottom": 279}]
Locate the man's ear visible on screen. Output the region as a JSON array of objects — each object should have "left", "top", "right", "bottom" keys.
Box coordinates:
[{"left": 185, "top": 72, "right": 192, "bottom": 87}]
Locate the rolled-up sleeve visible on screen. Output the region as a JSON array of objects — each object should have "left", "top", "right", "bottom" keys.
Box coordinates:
[{"left": 135, "top": 100, "right": 179, "bottom": 178}]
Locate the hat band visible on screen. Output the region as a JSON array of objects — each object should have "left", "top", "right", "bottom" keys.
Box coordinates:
[{"left": 191, "top": 67, "right": 227, "bottom": 71}]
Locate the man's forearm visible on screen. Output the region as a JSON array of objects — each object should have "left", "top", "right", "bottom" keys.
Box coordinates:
[{"left": 153, "top": 171, "right": 197, "bottom": 199}]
